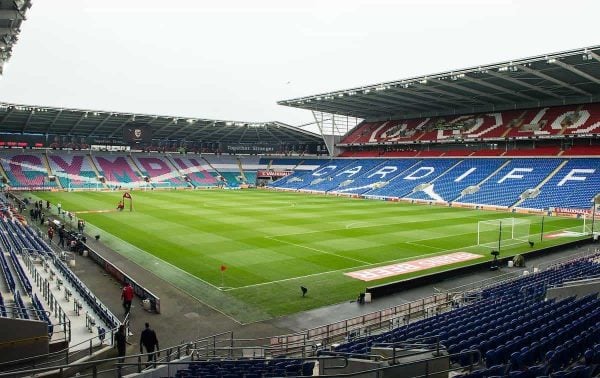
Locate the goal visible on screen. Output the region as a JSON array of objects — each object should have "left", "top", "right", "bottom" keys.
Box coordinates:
[
  {"left": 477, "top": 218, "right": 531, "bottom": 249},
  {"left": 583, "top": 204, "right": 600, "bottom": 235}
]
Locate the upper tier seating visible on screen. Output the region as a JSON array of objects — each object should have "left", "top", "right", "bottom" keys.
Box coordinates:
[{"left": 339, "top": 103, "right": 600, "bottom": 145}]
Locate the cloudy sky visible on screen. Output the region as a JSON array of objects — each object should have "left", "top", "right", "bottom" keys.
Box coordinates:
[{"left": 1, "top": 0, "right": 598, "bottom": 128}]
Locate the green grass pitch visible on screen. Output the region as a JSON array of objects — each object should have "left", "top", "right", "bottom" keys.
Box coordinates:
[{"left": 34, "top": 189, "right": 586, "bottom": 323}]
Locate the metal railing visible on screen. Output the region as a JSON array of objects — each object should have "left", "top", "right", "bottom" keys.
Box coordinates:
[
  {"left": 21, "top": 250, "right": 72, "bottom": 342},
  {"left": 0, "top": 331, "right": 233, "bottom": 377},
  {"left": 268, "top": 293, "right": 452, "bottom": 353}
]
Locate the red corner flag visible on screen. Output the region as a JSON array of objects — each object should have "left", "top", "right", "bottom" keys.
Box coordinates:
[{"left": 220, "top": 264, "right": 227, "bottom": 272}]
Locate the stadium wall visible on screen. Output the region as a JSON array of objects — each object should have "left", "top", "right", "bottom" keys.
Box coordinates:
[{"left": 366, "top": 238, "right": 595, "bottom": 298}]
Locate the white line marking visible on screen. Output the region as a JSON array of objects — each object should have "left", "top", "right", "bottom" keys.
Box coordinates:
[
  {"left": 81, "top": 223, "right": 242, "bottom": 324},
  {"left": 405, "top": 241, "right": 446, "bottom": 251},
  {"left": 265, "top": 236, "right": 371, "bottom": 265},
  {"left": 224, "top": 247, "right": 483, "bottom": 291},
  {"left": 345, "top": 222, "right": 369, "bottom": 229}
]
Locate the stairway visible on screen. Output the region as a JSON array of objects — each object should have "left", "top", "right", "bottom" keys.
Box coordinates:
[{"left": 511, "top": 159, "right": 568, "bottom": 208}]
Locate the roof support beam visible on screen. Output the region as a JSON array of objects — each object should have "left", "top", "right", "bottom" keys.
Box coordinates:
[
  {"left": 165, "top": 120, "right": 199, "bottom": 139},
  {"left": 393, "top": 88, "right": 466, "bottom": 108},
  {"left": 152, "top": 119, "right": 177, "bottom": 135},
  {"left": 0, "top": 106, "right": 15, "bottom": 123},
  {"left": 461, "top": 75, "right": 539, "bottom": 102},
  {"left": 107, "top": 116, "right": 135, "bottom": 138},
  {"left": 342, "top": 95, "right": 427, "bottom": 113},
  {"left": 45, "top": 110, "right": 63, "bottom": 134},
  {"left": 485, "top": 70, "right": 563, "bottom": 99},
  {"left": 307, "top": 102, "right": 379, "bottom": 117},
  {"left": 324, "top": 98, "right": 383, "bottom": 113},
  {"left": 552, "top": 60, "right": 600, "bottom": 85},
  {"left": 21, "top": 109, "right": 34, "bottom": 133},
  {"left": 262, "top": 126, "right": 282, "bottom": 143},
  {"left": 589, "top": 51, "right": 600, "bottom": 63},
  {"left": 375, "top": 91, "right": 455, "bottom": 111},
  {"left": 0, "top": 10, "right": 25, "bottom": 19},
  {"left": 411, "top": 83, "right": 490, "bottom": 105},
  {"left": 0, "top": 27, "right": 19, "bottom": 35},
  {"left": 186, "top": 122, "right": 216, "bottom": 139},
  {"left": 237, "top": 125, "right": 249, "bottom": 142},
  {"left": 515, "top": 64, "right": 592, "bottom": 96},
  {"left": 432, "top": 79, "right": 514, "bottom": 103},
  {"left": 211, "top": 125, "right": 242, "bottom": 142},
  {"left": 88, "top": 113, "right": 114, "bottom": 135},
  {"left": 67, "top": 112, "right": 89, "bottom": 135}
]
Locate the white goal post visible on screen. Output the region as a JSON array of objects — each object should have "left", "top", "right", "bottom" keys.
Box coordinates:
[
  {"left": 477, "top": 218, "right": 531, "bottom": 249},
  {"left": 583, "top": 204, "right": 600, "bottom": 235}
]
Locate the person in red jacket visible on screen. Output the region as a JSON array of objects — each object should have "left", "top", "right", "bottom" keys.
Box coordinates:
[{"left": 121, "top": 283, "right": 134, "bottom": 316}]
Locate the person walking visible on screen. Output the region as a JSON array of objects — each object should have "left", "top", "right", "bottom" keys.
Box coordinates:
[
  {"left": 140, "top": 323, "right": 159, "bottom": 364},
  {"left": 58, "top": 225, "right": 65, "bottom": 248},
  {"left": 121, "top": 283, "right": 134, "bottom": 316},
  {"left": 48, "top": 227, "right": 54, "bottom": 244},
  {"left": 114, "top": 324, "right": 130, "bottom": 362}
]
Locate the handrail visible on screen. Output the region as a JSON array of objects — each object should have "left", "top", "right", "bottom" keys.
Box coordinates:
[
  {"left": 0, "top": 331, "right": 234, "bottom": 377},
  {"left": 269, "top": 292, "right": 451, "bottom": 350},
  {"left": 2, "top": 348, "right": 480, "bottom": 378}
]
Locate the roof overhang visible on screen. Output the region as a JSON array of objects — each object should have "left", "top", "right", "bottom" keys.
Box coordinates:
[
  {"left": 0, "top": 0, "right": 31, "bottom": 75},
  {"left": 278, "top": 46, "right": 600, "bottom": 121},
  {"left": 0, "top": 102, "right": 322, "bottom": 145}
]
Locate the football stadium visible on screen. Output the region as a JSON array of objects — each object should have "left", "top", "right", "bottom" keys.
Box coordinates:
[{"left": 1, "top": 2, "right": 600, "bottom": 378}]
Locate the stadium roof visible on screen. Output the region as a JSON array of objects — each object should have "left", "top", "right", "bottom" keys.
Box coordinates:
[
  {"left": 278, "top": 46, "right": 600, "bottom": 121},
  {"left": 0, "top": 102, "right": 322, "bottom": 144},
  {"left": 0, "top": 0, "right": 31, "bottom": 75}
]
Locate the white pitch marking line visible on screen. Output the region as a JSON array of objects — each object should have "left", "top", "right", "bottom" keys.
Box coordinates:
[
  {"left": 224, "top": 247, "right": 483, "bottom": 292},
  {"left": 345, "top": 222, "right": 369, "bottom": 229},
  {"left": 265, "top": 236, "right": 371, "bottom": 265},
  {"left": 404, "top": 241, "right": 446, "bottom": 251}
]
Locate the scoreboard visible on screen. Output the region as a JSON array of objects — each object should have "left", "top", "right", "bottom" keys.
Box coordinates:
[{"left": 123, "top": 124, "right": 153, "bottom": 146}]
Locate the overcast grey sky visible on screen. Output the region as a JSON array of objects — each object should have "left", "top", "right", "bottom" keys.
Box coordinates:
[{"left": 1, "top": 0, "right": 599, "bottom": 127}]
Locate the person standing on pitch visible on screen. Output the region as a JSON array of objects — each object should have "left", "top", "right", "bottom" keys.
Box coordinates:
[
  {"left": 121, "top": 282, "right": 134, "bottom": 316},
  {"left": 140, "top": 322, "right": 159, "bottom": 364}
]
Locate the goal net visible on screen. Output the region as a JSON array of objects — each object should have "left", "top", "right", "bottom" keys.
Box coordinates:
[
  {"left": 477, "top": 218, "right": 531, "bottom": 249},
  {"left": 583, "top": 204, "right": 600, "bottom": 235}
]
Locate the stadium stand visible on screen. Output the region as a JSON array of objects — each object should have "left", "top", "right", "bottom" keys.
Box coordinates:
[
  {"left": 338, "top": 103, "right": 600, "bottom": 146},
  {"left": 0, "top": 151, "right": 57, "bottom": 190},
  {"left": 168, "top": 155, "right": 219, "bottom": 187},
  {"left": 457, "top": 159, "right": 563, "bottom": 207},
  {"left": 408, "top": 159, "right": 506, "bottom": 203},
  {"left": 315, "top": 253, "right": 600, "bottom": 377},
  {"left": 518, "top": 158, "right": 600, "bottom": 211},
  {"left": 46, "top": 151, "right": 99, "bottom": 189},
  {"left": 91, "top": 153, "right": 145, "bottom": 188},
  {"left": 131, "top": 154, "right": 190, "bottom": 188}
]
